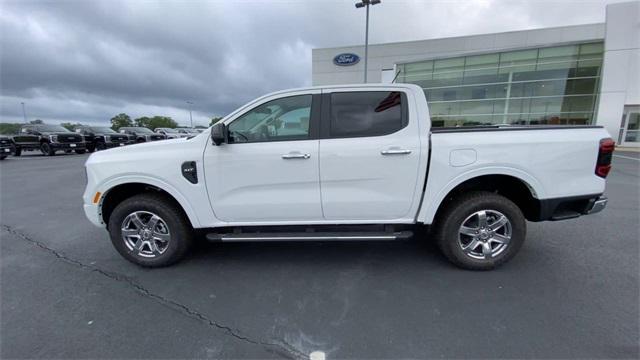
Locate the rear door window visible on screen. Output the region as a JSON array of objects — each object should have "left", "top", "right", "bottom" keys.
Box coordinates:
[{"left": 328, "top": 91, "right": 406, "bottom": 138}]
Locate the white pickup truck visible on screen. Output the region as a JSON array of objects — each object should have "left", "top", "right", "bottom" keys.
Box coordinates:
[{"left": 83, "top": 84, "right": 614, "bottom": 270}]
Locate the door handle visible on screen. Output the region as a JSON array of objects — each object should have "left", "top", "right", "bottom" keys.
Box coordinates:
[
  {"left": 282, "top": 153, "right": 310, "bottom": 159},
  {"left": 381, "top": 149, "right": 412, "bottom": 155}
]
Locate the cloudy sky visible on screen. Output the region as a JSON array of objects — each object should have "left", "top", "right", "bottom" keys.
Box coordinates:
[{"left": 0, "top": 0, "right": 625, "bottom": 127}]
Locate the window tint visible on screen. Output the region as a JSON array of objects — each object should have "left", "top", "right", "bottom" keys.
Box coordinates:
[
  {"left": 330, "top": 91, "right": 404, "bottom": 138},
  {"left": 228, "top": 95, "right": 312, "bottom": 143}
]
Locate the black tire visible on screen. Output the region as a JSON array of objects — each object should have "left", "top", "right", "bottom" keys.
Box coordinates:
[
  {"left": 95, "top": 142, "right": 106, "bottom": 151},
  {"left": 433, "top": 191, "right": 526, "bottom": 271},
  {"left": 41, "top": 142, "right": 55, "bottom": 156},
  {"left": 0, "top": 154, "right": 6, "bottom": 160},
  {"left": 136, "top": 138, "right": 145, "bottom": 143},
  {"left": 87, "top": 145, "right": 95, "bottom": 153},
  {"left": 108, "top": 193, "right": 193, "bottom": 267},
  {"left": 13, "top": 147, "right": 21, "bottom": 156},
  {"left": 75, "top": 149, "right": 86, "bottom": 154}
]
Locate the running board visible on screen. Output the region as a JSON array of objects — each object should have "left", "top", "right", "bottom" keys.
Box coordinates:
[{"left": 206, "top": 231, "right": 414, "bottom": 242}]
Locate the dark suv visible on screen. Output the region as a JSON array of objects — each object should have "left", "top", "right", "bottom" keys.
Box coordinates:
[
  {"left": 75, "top": 125, "right": 133, "bottom": 152},
  {"left": 18, "top": 124, "right": 86, "bottom": 156},
  {"left": 0, "top": 136, "right": 15, "bottom": 159},
  {"left": 118, "top": 127, "right": 166, "bottom": 142}
]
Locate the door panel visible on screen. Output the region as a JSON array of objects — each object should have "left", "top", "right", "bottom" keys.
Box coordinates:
[
  {"left": 203, "top": 92, "right": 323, "bottom": 223},
  {"left": 204, "top": 140, "right": 322, "bottom": 222},
  {"left": 319, "top": 90, "right": 422, "bottom": 220}
]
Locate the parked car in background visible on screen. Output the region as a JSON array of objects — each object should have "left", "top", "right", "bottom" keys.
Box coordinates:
[
  {"left": 118, "top": 127, "right": 166, "bottom": 142},
  {"left": 154, "top": 128, "right": 189, "bottom": 139},
  {"left": 175, "top": 128, "right": 201, "bottom": 136},
  {"left": 75, "top": 125, "right": 133, "bottom": 152},
  {"left": 19, "top": 124, "right": 85, "bottom": 156},
  {"left": 0, "top": 136, "right": 15, "bottom": 159},
  {"left": 83, "top": 84, "right": 613, "bottom": 269}
]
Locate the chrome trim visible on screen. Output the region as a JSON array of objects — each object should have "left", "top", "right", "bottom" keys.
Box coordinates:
[
  {"left": 220, "top": 235, "right": 397, "bottom": 241},
  {"left": 381, "top": 149, "right": 412, "bottom": 155},
  {"left": 281, "top": 153, "right": 310, "bottom": 159},
  {"left": 587, "top": 197, "right": 607, "bottom": 215}
]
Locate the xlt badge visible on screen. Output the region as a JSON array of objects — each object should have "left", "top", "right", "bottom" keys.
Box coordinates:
[{"left": 181, "top": 161, "right": 198, "bottom": 184}]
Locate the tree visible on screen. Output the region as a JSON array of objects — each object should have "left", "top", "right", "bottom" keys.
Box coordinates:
[
  {"left": 0, "top": 123, "right": 22, "bottom": 134},
  {"left": 134, "top": 116, "right": 177, "bottom": 130},
  {"left": 110, "top": 113, "right": 133, "bottom": 130},
  {"left": 209, "top": 117, "right": 223, "bottom": 127},
  {"left": 60, "top": 122, "right": 84, "bottom": 131}
]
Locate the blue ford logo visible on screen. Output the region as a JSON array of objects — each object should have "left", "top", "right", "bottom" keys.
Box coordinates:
[{"left": 333, "top": 53, "right": 360, "bottom": 66}]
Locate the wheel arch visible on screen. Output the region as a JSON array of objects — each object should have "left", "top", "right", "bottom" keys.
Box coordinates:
[
  {"left": 99, "top": 178, "right": 201, "bottom": 229},
  {"left": 419, "top": 170, "right": 546, "bottom": 224}
]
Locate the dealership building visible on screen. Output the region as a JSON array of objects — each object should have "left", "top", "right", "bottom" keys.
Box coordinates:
[{"left": 312, "top": 1, "right": 639, "bottom": 147}]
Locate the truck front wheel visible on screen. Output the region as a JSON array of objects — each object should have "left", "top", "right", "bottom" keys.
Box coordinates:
[
  {"left": 107, "top": 194, "right": 193, "bottom": 267},
  {"left": 41, "top": 142, "right": 55, "bottom": 156},
  {"left": 434, "top": 192, "right": 526, "bottom": 270}
]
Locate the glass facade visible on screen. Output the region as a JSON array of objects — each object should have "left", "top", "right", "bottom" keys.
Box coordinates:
[{"left": 396, "top": 42, "right": 604, "bottom": 127}]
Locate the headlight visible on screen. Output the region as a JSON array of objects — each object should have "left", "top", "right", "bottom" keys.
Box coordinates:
[{"left": 49, "top": 135, "right": 58, "bottom": 142}]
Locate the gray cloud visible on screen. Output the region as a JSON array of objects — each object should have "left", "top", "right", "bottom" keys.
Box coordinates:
[{"left": 0, "top": 0, "right": 622, "bottom": 126}]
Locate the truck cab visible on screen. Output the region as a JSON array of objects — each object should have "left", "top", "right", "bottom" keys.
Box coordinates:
[
  {"left": 84, "top": 84, "right": 613, "bottom": 270},
  {"left": 118, "top": 127, "right": 166, "bottom": 142},
  {"left": 75, "top": 125, "right": 133, "bottom": 152}
]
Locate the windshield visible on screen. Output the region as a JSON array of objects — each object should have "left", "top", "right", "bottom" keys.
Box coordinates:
[
  {"left": 90, "top": 127, "right": 117, "bottom": 133},
  {"left": 33, "top": 125, "right": 71, "bottom": 132},
  {"left": 159, "top": 128, "right": 178, "bottom": 133},
  {"left": 127, "top": 127, "right": 154, "bottom": 133}
]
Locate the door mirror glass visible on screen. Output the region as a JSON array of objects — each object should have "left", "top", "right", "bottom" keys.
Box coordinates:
[{"left": 211, "top": 122, "right": 227, "bottom": 145}]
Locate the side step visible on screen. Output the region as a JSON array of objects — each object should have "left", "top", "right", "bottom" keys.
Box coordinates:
[{"left": 206, "top": 231, "right": 414, "bottom": 242}]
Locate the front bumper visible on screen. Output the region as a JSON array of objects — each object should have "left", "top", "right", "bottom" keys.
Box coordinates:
[
  {"left": 83, "top": 203, "right": 105, "bottom": 228},
  {"left": 16, "top": 143, "right": 40, "bottom": 151},
  {"left": 1, "top": 145, "right": 15, "bottom": 154},
  {"left": 104, "top": 140, "right": 135, "bottom": 148},
  {"left": 51, "top": 142, "right": 86, "bottom": 150}
]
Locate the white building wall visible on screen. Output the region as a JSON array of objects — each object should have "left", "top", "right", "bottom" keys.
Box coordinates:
[
  {"left": 596, "top": 1, "right": 640, "bottom": 142},
  {"left": 312, "top": 23, "right": 605, "bottom": 86}
]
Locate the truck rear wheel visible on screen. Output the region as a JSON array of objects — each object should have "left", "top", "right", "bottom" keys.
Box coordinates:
[
  {"left": 107, "top": 194, "right": 193, "bottom": 267},
  {"left": 434, "top": 192, "right": 526, "bottom": 270}
]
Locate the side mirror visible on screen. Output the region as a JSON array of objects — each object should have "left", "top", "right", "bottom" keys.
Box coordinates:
[{"left": 211, "top": 122, "right": 227, "bottom": 145}]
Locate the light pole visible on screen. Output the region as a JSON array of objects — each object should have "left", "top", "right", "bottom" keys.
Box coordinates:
[
  {"left": 186, "top": 101, "right": 194, "bottom": 128},
  {"left": 21, "top": 102, "right": 27, "bottom": 123},
  {"left": 355, "top": 0, "right": 380, "bottom": 83}
]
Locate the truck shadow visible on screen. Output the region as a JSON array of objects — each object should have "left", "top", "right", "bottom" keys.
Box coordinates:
[{"left": 184, "top": 236, "right": 451, "bottom": 270}]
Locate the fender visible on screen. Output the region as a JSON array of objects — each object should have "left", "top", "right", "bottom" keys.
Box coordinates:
[
  {"left": 98, "top": 174, "right": 203, "bottom": 228},
  {"left": 417, "top": 166, "right": 545, "bottom": 224}
]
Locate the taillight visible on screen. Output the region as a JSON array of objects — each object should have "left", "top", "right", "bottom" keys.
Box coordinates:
[{"left": 595, "top": 138, "right": 615, "bottom": 178}]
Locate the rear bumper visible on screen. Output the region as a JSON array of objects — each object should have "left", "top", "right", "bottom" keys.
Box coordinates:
[
  {"left": 585, "top": 196, "right": 607, "bottom": 215},
  {"left": 538, "top": 194, "right": 607, "bottom": 221}
]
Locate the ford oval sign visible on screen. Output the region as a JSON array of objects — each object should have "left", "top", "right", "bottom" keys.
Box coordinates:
[{"left": 333, "top": 53, "right": 360, "bottom": 66}]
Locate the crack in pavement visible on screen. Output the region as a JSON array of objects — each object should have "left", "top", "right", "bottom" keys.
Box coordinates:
[{"left": 1, "top": 224, "right": 308, "bottom": 360}]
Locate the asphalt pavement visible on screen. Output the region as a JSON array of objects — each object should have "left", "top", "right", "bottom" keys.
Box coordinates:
[{"left": 1, "top": 151, "right": 638, "bottom": 359}]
